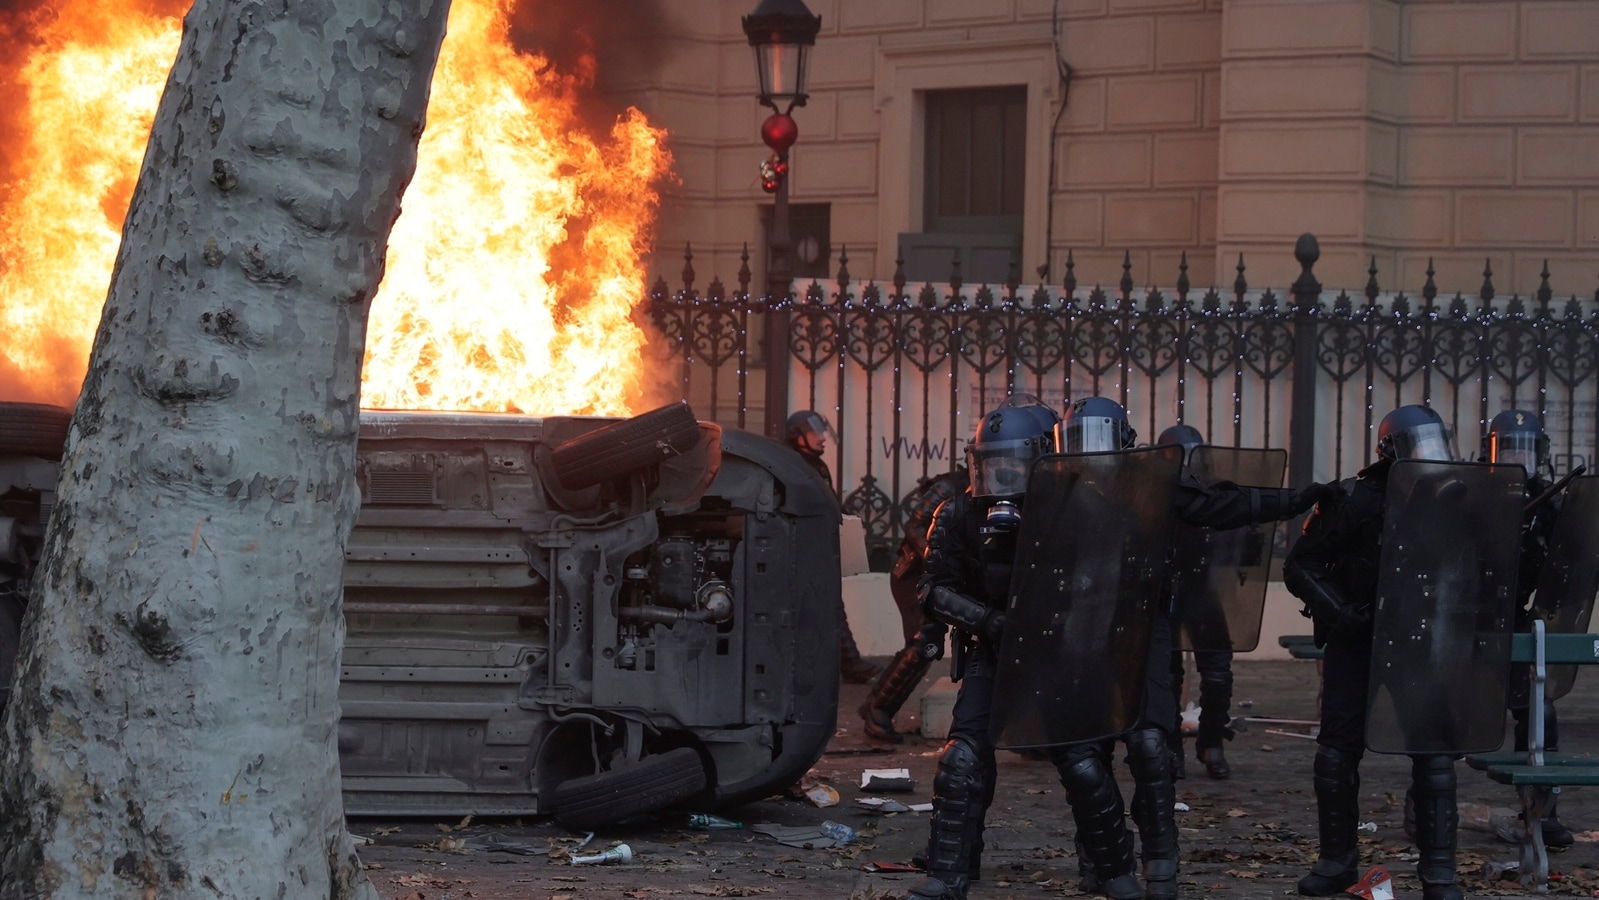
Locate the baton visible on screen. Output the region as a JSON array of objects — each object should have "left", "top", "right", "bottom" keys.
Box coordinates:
[{"left": 1525, "top": 464, "right": 1586, "bottom": 515}]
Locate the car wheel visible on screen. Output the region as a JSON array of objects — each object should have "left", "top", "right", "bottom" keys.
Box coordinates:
[
  {"left": 551, "top": 746, "right": 708, "bottom": 831},
  {"left": 0, "top": 403, "right": 73, "bottom": 461},
  {"left": 549, "top": 402, "right": 702, "bottom": 490}
]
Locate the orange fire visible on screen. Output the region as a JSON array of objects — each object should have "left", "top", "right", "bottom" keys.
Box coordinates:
[{"left": 0, "top": 0, "right": 671, "bottom": 416}]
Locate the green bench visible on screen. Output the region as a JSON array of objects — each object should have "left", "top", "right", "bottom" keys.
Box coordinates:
[
  {"left": 1279, "top": 626, "right": 1598, "bottom": 890},
  {"left": 1278, "top": 633, "right": 1323, "bottom": 660},
  {"left": 1466, "top": 624, "right": 1599, "bottom": 890}
]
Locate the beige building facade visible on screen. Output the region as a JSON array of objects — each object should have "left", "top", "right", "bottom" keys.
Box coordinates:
[{"left": 607, "top": 0, "right": 1599, "bottom": 297}]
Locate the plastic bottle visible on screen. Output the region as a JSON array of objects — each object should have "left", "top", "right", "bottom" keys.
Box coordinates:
[
  {"left": 570, "top": 844, "right": 633, "bottom": 866},
  {"left": 687, "top": 813, "right": 743, "bottom": 830},
  {"left": 819, "top": 820, "right": 855, "bottom": 845}
]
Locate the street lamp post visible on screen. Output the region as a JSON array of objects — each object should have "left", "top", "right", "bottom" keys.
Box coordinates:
[{"left": 742, "top": 0, "right": 820, "bottom": 440}]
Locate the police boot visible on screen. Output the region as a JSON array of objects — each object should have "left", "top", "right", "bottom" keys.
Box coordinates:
[
  {"left": 859, "top": 647, "right": 930, "bottom": 743},
  {"left": 1542, "top": 791, "right": 1575, "bottom": 849},
  {"left": 1168, "top": 736, "right": 1187, "bottom": 781},
  {"left": 1126, "top": 728, "right": 1181, "bottom": 899},
  {"left": 1195, "top": 670, "right": 1234, "bottom": 780},
  {"left": 1297, "top": 746, "right": 1361, "bottom": 896},
  {"left": 840, "top": 623, "right": 881, "bottom": 685},
  {"left": 1411, "top": 754, "right": 1462, "bottom": 900},
  {"left": 908, "top": 737, "right": 984, "bottom": 900},
  {"left": 1059, "top": 747, "right": 1142, "bottom": 900}
]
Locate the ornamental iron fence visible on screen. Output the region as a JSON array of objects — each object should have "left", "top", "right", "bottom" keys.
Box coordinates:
[{"left": 646, "top": 234, "right": 1599, "bottom": 565}]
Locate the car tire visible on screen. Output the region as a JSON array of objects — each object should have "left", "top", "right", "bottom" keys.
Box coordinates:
[
  {"left": 551, "top": 746, "right": 708, "bottom": 831},
  {"left": 0, "top": 403, "right": 73, "bottom": 461},
  {"left": 549, "top": 402, "right": 701, "bottom": 490}
]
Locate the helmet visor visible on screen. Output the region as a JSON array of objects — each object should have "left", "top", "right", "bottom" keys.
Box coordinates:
[
  {"left": 1388, "top": 422, "right": 1456, "bottom": 462},
  {"left": 969, "top": 439, "right": 1042, "bottom": 499},
  {"left": 1488, "top": 430, "right": 1543, "bottom": 474},
  {"left": 1059, "top": 417, "right": 1125, "bottom": 454}
]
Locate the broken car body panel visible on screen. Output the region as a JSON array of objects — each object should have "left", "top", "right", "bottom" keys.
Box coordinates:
[{"left": 337, "top": 410, "right": 841, "bottom": 822}]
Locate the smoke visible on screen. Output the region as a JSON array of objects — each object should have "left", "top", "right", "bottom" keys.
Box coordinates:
[{"left": 506, "top": 0, "right": 677, "bottom": 136}]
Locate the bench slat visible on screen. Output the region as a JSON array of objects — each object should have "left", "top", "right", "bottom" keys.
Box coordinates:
[
  {"left": 1510, "top": 632, "right": 1599, "bottom": 665},
  {"left": 1484, "top": 764, "right": 1599, "bottom": 786},
  {"left": 1465, "top": 751, "right": 1599, "bottom": 771}
]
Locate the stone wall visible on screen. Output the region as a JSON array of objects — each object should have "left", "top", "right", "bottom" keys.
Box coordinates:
[{"left": 621, "top": 0, "right": 1599, "bottom": 299}]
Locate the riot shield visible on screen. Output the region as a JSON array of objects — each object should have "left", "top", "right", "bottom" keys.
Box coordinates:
[
  {"left": 1173, "top": 446, "right": 1287, "bottom": 653},
  {"left": 1366, "top": 459, "right": 1524, "bottom": 755},
  {"left": 1531, "top": 476, "right": 1599, "bottom": 701},
  {"left": 989, "top": 446, "right": 1183, "bottom": 748}
]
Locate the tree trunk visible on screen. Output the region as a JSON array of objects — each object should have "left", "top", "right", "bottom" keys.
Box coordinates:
[{"left": 0, "top": 0, "right": 449, "bottom": 895}]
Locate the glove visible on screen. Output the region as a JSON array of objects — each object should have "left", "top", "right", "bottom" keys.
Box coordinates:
[
  {"left": 1329, "top": 602, "right": 1371, "bottom": 639},
  {"left": 1290, "top": 482, "right": 1338, "bottom": 515},
  {"left": 981, "top": 610, "right": 1007, "bottom": 646}
]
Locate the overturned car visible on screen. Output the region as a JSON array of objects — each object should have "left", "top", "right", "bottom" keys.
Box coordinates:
[
  {"left": 0, "top": 401, "right": 842, "bottom": 829},
  {"left": 338, "top": 403, "right": 842, "bottom": 827}
]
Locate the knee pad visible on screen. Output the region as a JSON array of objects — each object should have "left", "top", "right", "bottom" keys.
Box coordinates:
[
  {"left": 1313, "top": 745, "right": 1361, "bottom": 788},
  {"left": 1411, "top": 754, "right": 1455, "bottom": 795},
  {"left": 935, "top": 737, "right": 985, "bottom": 790},
  {"left": 1124, "top": 728, "right": 1171, "bottom": 782}
]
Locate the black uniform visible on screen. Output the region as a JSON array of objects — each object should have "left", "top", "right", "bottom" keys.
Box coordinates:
[
  {"left": 917, "top": 474, "right": 1317, "bottom": 899},
  {"left": 1283, "top": 458, "right": 1463, "bottom": 899}
]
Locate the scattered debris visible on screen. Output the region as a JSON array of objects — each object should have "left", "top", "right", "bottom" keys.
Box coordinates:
[
  {"left": 571, "top": 843, "right": 633, "bottom": 866},
  {"left": 688, "top": 813, "right": 745, "bottom": 830},
  {"left": 860, "top": 768, "right": 915, "bottom": 792}
]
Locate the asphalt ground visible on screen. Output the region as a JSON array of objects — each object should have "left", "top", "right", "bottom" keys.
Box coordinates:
[{"left": 355, "top": 658, "right": 1599, "bottom": 899}]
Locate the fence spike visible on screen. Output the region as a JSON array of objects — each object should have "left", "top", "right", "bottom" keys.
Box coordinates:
[
  {"left": 1292, "top": 233, "right": 1322, "bottom": 314},
  {"left": 737, "top": 243, "right": 752, "bottom": 297},
  {"left": 682, "top": 243, "right": 696, "bottom": 294},
  {"left": 1537, "top": 260, "right": 1552, "bottom": 307},
  {"left": 1423, "top": 259, "right": 1438, "bottom": 307},
  {"left": 1177, "top": 252, "right": 1190, "bottom": 303},
  {"left": 1120, "top": 251, "right": 1134, "bottom": 302},
  {"left": 893, "top": 254, "right": 907, "bottom": 296},
  {"left": 1365, "top": 256, "right": 1380, "bottom": 305},
  {"left": 837, "top": 245, "right": 851, "bottom": 290},
  {"left": 1063, "top": 250, "right": 1077, "bottom": 297},
  {"left": 1480, "top": 258, "right": 1495, "bottom": 305},
  {"left": 1233, "top": 253, "right": 1248, "bottom": 305},
  {"left": 1006, "top": 256, "right": 1021, "bottom": 299},
  {"left": 948, "top": 251, "right": 963, "bottom": 293}
]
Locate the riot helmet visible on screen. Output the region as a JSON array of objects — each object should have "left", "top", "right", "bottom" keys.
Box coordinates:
[
  {"left": 784, "top": 410, "right": 835, "bottom": 455},
  {"left": 966, "top": 403, "right": 1056, "bottom": 501},
  {"left": 1375, "top": 404, "right": 1455, "bottom": 462},
  {"left": 1481, "top": 409, "right": 1549, "bottom": 478},
  {"left": 1157, "top": 424, "right": 1205, "bottom": 464},
  {"left": 1058, "top": 397, "right": 1138, "bottom": 454}
]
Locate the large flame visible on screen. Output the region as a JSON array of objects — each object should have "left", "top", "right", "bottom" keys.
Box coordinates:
[{"left": 0, "top": 0, "right": 671, "bottom": 415}]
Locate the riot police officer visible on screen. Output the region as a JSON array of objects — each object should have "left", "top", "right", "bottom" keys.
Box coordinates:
[
  {"left": 1159, "top": 423, "right": 1244, "bottom": 781},
  {"left": 1059, "top": 400, "right": 1326, "bottom": 900},
  {"left": 785, "top": 410, "right": 836, "bottom": 490},
  {"left": 1284, "top": 404, "right": 1464, "bottom": 900},
  {"left": 1485, "top": 409, "right": 1576, "bottom": 847},
  {"left": 909, "top": 399, "right": 1077, "bottom": 900},
  {"left": 784, "top": 409, "right": 880, "bottom": 684},
  {"left": 859, "top": 464, "right": 968, "bottom": 743}
]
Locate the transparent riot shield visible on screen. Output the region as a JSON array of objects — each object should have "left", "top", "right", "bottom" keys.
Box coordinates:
[
  {"left": 1531, "top": 476, "right": 1599, "bottom": 701},
  {"left": 1366, "top": 459, "right": 1524, "bottom": 755},
  {"left": 1172, "top": 447, "right": 1288, "bottom": 653},
  {"left": 989, "top": 446, "right": 1183, "bottom": 748}
]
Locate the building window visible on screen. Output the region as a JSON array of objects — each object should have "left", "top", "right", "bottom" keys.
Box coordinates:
[
  {"left": 926, "top": 87, "right": 1026, "bottom": 235},
  {"left": 761, "top": 202, "right": 832, "bottom": 280},
  {"left": 902, "top": 87, "right": 1025, "bottom": 284}
]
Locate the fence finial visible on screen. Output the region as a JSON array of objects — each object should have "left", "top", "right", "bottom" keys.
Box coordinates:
[
  {"left": 1423, "top": 259, "right": 1438, "bottom": 306},
  {"left": 836, "top": 245, "right": 850, "bottom": 289},
  {"left": 1537, "top": 260, "right": 1552, "bottom": 307},
  {"left": 893, "top": 254, "right": 907, "bottom": 296},
  {"left": 738, "top": 244, "right": 752, "bottom": 297},
  {"left": 1119, "top": 251, "right": 1134, "bottom": 302},
  {"left": 1365, "top": 256, "right": 1380, "bottom": 306},
  {"left": 1063, "top": 250, "right": 1077, "bottom": 297},
  {"left": 1291, "top": 233, "right": 1321, "bottom": 313},
  {"left": 682, "top": 243, "right": 696, "bottom": 294},
  {"left": 1480, "top": 258, "right": 1495, "bottom": 305},
  {"left": 1177, "top": 252, "right": 1190, "bottom": 304}
]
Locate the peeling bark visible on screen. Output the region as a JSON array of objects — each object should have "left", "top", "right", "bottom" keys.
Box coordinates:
[{"left": 0, "top": 0, "right": 450, "bottom": 896}]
